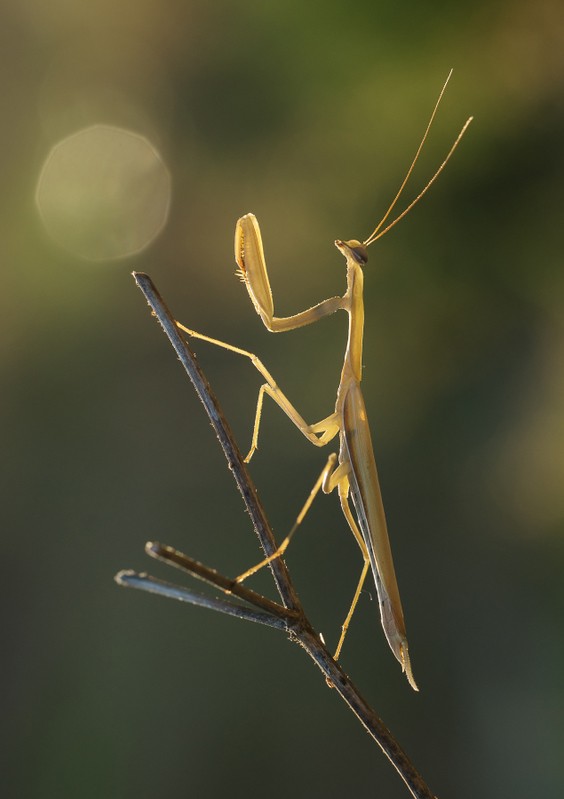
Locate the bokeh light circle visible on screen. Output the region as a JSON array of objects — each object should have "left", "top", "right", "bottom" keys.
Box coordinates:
[{"left": 36, "top": 124, "right": 171, "bottom": 260}]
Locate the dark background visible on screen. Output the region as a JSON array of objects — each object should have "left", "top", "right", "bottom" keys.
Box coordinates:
[{"left": 3, "top": 1, "right": 564, "bottom": 797}]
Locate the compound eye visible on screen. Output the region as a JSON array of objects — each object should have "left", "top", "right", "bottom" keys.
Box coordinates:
[{"left": 349, "top": 242, "right": 368, "bottom": 265}]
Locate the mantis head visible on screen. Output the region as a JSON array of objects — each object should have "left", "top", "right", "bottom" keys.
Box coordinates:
[{"left": 335, "top": 239, "right": 369, "bottom": 265}]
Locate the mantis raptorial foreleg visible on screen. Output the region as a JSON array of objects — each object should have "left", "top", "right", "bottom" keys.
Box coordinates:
[{"left": 177, "top": 322, "right": 341, "bottom": 460}]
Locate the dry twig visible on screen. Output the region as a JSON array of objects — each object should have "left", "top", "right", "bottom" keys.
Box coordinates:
[{"left": 115, "top": 272, "right": 437, "bottom": 799}]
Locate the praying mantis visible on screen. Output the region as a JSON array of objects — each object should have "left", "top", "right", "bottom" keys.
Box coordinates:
[{"left": 178, "top": 73, "right": 471, "bottom": 691}]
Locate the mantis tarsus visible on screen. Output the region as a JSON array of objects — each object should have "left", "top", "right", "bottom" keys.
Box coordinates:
[{"left": 178, "top": 73, "right": 471, "bottom": 691}]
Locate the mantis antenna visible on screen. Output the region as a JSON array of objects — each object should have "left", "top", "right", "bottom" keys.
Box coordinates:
[{"left": 363, "top": 70, "right": 473, "bottom": 247}]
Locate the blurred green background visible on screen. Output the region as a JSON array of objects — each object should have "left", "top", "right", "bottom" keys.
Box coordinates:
[{"left": 3, "top": 1, "right": 564, "bottom": 797}]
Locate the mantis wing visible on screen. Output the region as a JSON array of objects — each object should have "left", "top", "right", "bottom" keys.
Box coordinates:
[{"left": 343, "top": 382, "right": 417, "bottom": 690}]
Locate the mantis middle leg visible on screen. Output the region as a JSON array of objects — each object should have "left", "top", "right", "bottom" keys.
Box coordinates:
[{"left": 177, "top": 322, "right": 340, "bottom": 459}]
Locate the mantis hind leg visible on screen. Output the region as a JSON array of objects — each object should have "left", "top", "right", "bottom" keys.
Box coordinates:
[
  {"left": 333, "top": 486, "right": 371, "bottom": 662},
  {"left": 334, "top": 558, "right": 370, "bottom": 662},
  {"left": 235, "top": 453, "right": 339, "bottom": 583}
]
